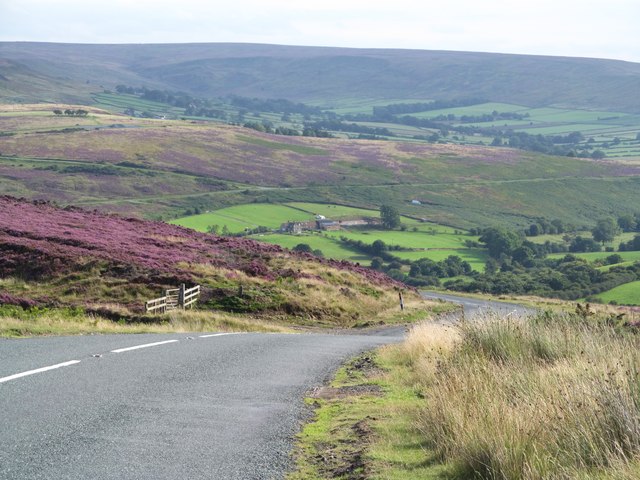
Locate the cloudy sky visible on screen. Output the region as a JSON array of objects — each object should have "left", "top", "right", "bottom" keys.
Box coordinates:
[{"left": 1, "top": 0, "right": 639, "bottom": 62}]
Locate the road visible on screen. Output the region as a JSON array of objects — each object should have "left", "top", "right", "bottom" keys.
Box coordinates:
[
  {"left": 0, "top": 331, "right": 406, "bottom": 480},
  {"left": 421, "top": 291, "right": 535, "bottom": 322},
  {"left": 0, "top": 294, "right": 530, "bottom": 479}
]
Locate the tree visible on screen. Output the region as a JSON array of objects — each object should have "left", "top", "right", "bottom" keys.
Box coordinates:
[
  {"left": 618, "top": 214, "right": 637, "bottom": 232},
  {"left": 380, "top": 205, "right": 400, "bottom": 229},
  {"left": 550, "top": 219, "right": 565, "bottom": 234},
  {"left": 592, "top": 218, "right": 620, "bottom": 245},
  {"left": 207, "top": 224, "right": 220, "bottom": 235},
  {"left": 370, "top": 257, "right": 384, "bottom": 270},
  {"left": 591, "top": 150, "right": 606, "bottom": 159},
  {"left": 479, "top": 227, "right": 523, "bottom": 259},
  {"left": 53, "top": 109, "right": 63, "bottom": 115},
  {"left": 292, "top": 243, "right": 312, "bottom": 253},
  {"left": 485, "top": 258, "right": 499, "bottom": 275},
  {"left": 619, "top": 234, "right": 640, "bottom": 252},
  {"left": 527, "top": 223, "right": 540, "bottom": 236},
  {"left": 569, "top": 236, "right": 601, "bottom": 253},
  {"left": 371, "top": 239, "right": 387, "bottom": 255},
  {"left": 512, "top": 246, "right": 535, "bottom": 266}
]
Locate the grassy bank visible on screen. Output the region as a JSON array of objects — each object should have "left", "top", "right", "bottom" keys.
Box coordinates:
[
  {"left": 291, "top": 309, "right": 640, "bottom": 479},
  {"left": 0, "top": 293, "right": 452, "bottom": 338},
  {"left": 0, "top": 304, "right": 291, "bottom": 338}
]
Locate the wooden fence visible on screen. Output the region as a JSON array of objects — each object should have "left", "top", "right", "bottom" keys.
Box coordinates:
[{"left": 145, "top": 284, "right": 201, "bottom": 313}]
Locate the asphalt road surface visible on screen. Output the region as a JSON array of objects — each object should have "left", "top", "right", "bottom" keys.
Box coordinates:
[
  {"left": 0, "top": 331, "right": 406, "bottom": 480},
  {"left": 0, "top": 294, "right": 530, "bottom": 479},
  {"left": 421, "top": 291, "right": 535, "bottom": 321}
]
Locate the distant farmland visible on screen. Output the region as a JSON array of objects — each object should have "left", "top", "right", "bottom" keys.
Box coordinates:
[
  {"left": 2, "top": 105, "right": 640, "bottom": 231},
  {"left": 173, "top": 202, "right": 488, "bottom": 270}
]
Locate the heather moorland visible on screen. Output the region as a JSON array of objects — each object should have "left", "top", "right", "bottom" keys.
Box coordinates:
[{"left": 0, "top": 196, "right": 442, "bottom": 336}]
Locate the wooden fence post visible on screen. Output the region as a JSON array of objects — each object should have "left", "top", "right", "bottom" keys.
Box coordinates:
[
  {"left": 179, "top": 283, "right": 185, "bottom": 309},
  {"left": 399, "top": 291, "right": 404, "bottom": 311}
]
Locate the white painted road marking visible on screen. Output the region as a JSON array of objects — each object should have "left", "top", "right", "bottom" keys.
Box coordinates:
[
  {"left": 0, "top": 360, "right": 81, "bottom": 384},
  {"left": 110, "top": 339, "right": 179, "bottom": 353},
  {"left": 199, "top": 333, "right": 242, "bottom": 338},
  {"left": 1, "top": 335, "right": 243, "bottom": 384}
]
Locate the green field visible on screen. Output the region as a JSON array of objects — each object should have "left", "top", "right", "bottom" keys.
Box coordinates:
[
  {"left": 595, "top": 281, "right": 640, "bottom": 305},
  {"left": 92, "top": 93, "right": 185, "bottom": 117},
  {"left": 172, "top": 202, "right": 486, "bottom": 269},
  {"left": 325, "top": 229, "right": 470, "bottom": 249},
  {"left": 248, "top": 232, "right": 368, "bottom": 262},
  {"left": 548, "top": 251, "right": 640, "bottom": 263},
  {"left": 391, "top": 248, "right": 488, "bottom": 271},
  {"left": 412, "top": 102, "right": 524, "bottom": 118},
  {"left": 170, "top": 204, "right": 314, "bottom": 232},
  {"left": 528, "top": 231, "right": 638, "bottom": 250},
  {"left": 286, "top": 202, "right": 381, "bottom": 218}
]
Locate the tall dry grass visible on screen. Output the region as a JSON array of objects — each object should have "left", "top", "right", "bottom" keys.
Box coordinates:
[
  {"left": 0, "top": 307, "right": 289, "bottom": 337},
  {"left": 394, "top": 312, "right": 640, "bottom": 479}
]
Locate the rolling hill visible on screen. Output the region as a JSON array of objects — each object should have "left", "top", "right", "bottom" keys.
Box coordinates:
[
  {"left": 2, "top": 106, "right": 640, "bottom": 229},
  {"left": 2, "top": 42, "right": 640, "bottom": 112}
]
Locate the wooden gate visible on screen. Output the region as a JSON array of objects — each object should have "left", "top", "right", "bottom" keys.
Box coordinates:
[{"left": 145, "top": 284, "right": 201, "bottom": 313}]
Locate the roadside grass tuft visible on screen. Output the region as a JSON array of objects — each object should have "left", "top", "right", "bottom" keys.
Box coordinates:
[{"left": 410, "top": 313, "right": 640, "bottom": 479}]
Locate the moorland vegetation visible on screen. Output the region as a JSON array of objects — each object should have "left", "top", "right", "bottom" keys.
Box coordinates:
[
  {"left": 292, "top": 307, "right": 640, "bottom": 479},
  {"left": 0, "top": 196, "right": 441, "bottom": 336}
]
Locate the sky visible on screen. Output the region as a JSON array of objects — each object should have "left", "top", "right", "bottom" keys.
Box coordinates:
[{"left": 1, "top": 0, "right": 639, "bottom": 63}]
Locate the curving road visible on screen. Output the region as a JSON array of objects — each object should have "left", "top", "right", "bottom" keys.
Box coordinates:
[
  {"left": 0, "top": 331, "right": 405, "bottom": 479},
  {"left": 420, "top": 291, "right": 534, "bottom": 322},
  {"left": 0, "top": 294, "right": 529, "bottom": 479}
]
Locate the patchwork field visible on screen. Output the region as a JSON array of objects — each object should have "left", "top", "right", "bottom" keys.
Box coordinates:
[
  {"left": 391, "top": 102, "right": 640, "bottom": 158},
  {"left": 173, "top": 202, "right": 488, "bottom": 270}
]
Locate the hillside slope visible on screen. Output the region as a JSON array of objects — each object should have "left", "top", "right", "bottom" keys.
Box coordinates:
[
  {"left": 1, "top": 42, "right": 640, "bottom": 112},
  {"left": 1, "top": 108, "right": 640, "bottom": 228},
  {"left": 0, "top": 196, "right": 411, "bottom": 327}
]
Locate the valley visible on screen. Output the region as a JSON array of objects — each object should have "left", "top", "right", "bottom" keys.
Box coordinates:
[
  {"left": 2, "top": 99, "right": 640, "bottom": 306},
  {"left": 2, "top": 38, "right": 640, "bottom": 480}
]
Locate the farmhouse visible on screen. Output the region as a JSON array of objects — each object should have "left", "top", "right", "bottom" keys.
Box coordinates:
[
  {"left": 279, "top": 221, "right": 314, "bottom": 234},
  {"left": 280, "top": 216, "right": 380, "bottom": 234}
]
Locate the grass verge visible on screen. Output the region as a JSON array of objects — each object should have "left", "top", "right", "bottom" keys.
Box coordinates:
[
  {"left": 289, "top": 308, "right": 640, "bottom": 479},
  {"left": 287, "top": 322, "right": 451, "bottom": 479},
  {"left": 0, "top": 304, "right": 290, "bottom": 338},
  {"left": 0, "top": 293, "right": 450, "bottom": 338}
]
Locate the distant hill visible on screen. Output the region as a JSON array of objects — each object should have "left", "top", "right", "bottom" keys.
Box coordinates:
[{"left": 1, "top": 42, "right": 640, "bottom": 112}]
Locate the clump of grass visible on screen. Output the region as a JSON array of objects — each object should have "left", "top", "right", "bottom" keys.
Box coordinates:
[{"left": 399, "top": 312, "right": 640, "bottom": 479}]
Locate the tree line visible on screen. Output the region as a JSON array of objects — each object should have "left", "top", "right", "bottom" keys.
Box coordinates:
[{"left": 53, "top": 109, "right": 88, "bottom": 117}]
